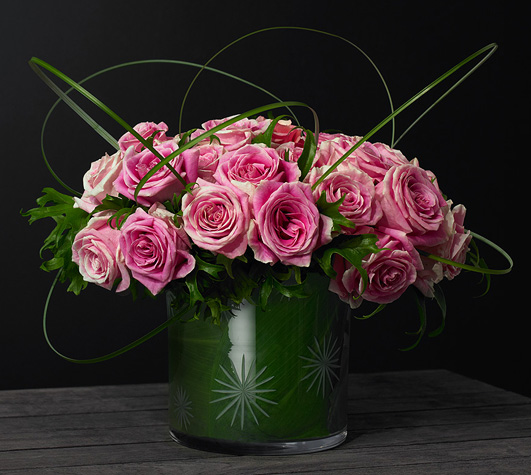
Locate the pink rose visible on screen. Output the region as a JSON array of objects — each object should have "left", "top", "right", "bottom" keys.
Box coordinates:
[
  {"left": 114, "top": 140, "right": 198, "bottom": 207},
  {"left": 313, "top": 134, "right": 360, "bottom": 168},
  {"left": 418, "top": 202, "right": 472, "bottom": 284},
  {"left": 213, "top": 143, "right": 300, "bottom": 196},
  {"left": 349, "top": 142, "right": 409, "bottom": 183},
  {"left": 441, "top": 204, "right": 471, "bottom": 279},
  {"left": 180, "top": 141, "right": 224, "bottom": 183},
  {"left": 306, "top": 163, "right": 382, "bottom": 233},
  {"left": 118, "top": 121, "right": 169, "bottom": 153},
  {"left": 72, "top": 214, "right": 130, "bottom": 292},
  {"left": 73, "top": 151, "right": 123, "bottom": 213},
  {"left": 271, "top": 119, "right": 302, "bottom": 146},
  {"left": 275, "top": 141, "right": 304, "bottom": 162},
  {"left": 328, "top": 254, "right": 363, "bottom": 309},
  {"left": 339, "top": 229, "right": 422, "bottom": 305},
  {"left": 119, "top": 205, "right": 195, "bottom": 295},
  {"left": 192, "top": 116, "right": 270, "bottom": 151},
  {"left": 376, "top": 163, "right": 450, "bottom": 247},
  {"left": 181, "top": 179, "right": 250, "bottom": 259},
  {"left": 248, "top": 181, "right": 333, "bottom": 267}
]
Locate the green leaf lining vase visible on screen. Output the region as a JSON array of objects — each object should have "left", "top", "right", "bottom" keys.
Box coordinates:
[{"left": 167, "top": 273, "right": 351, "bottom": 455}]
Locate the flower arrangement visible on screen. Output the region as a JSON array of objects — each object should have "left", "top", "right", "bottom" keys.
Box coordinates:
[{"left": 23, "top": 28, "right": 512, "bottom": 359}]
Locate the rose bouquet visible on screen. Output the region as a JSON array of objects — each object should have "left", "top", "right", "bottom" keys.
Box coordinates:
[
  {"left": 21, "top": 27, "right": 514, "bottom": 455},
  {"left": 23, "top": 27, "right": 512, "bottom": 359},
  {"left": 66, "top": 116, "right": 466, "bottom": 312}
]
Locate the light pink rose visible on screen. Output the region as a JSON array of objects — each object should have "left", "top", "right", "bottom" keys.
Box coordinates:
[
  {"left": 248, "top": 181, "right": 333, "bottom": 267},
  {"left": 313, "top": 134, "right": 360, "bottom": 168},
  {"left": 118, "top": 121, "right": 169, "bottom": 152},
  {"left": 73, "top": 151, "right": 123, "bottom": 213},
  {"left": 349, "top": 142, "right": 409, "bottom": 183},
  {"left": 181, "top": 179, "right": 250, "bottom": 259},
  {"left": 275, "top": 141, "right": 304, "bottom": 162},
  {"left": 441, "top": 204, "right": 471, "bottom": 279},
  {"left": 114, "top": 140, "right": 198, "bottom": 207},
  {"left": 72, "top": 214, "right": 130, "bottom": 292},
  {"left": 418, "top": 202, "right": 472, "bottom": 285},
  {"left": 191, "top": 116, "right": 270, "bottom": 151},
  {"left": 119, "top": 205, "right": 195, "bottom": 295},
  {"left": 213, "top": 143, "right": 300, "bottom": 196},
  {"left": 328, "top": 254, "right": 364, "bottom": 309},
  {"left": 376, "top": 163, "right": 450, "bottom": 247},
  {"left": 339, "top": 229, "right": 422, "bottom": 305},
  {"left": 179, "top": 141, "right": 225, "bottom": 183},
  {"left": 306, "top": 163, "right": 382, "bottom": 233}
]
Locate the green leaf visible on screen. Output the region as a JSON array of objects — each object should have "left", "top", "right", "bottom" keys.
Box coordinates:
[
  {"left": 355, "top": 303, "right": 386, "bottom": 320},
  {"left": 400, "top": 292, "right": 427, "bottom": 351},
  {"left": 314, "top": 234, "right": 380, "bottom": 298},
  {"left": 428, "top": 283, "right": 447, "bottom": 338},
  {"left": 296, "top": 128, "right": 316, "bottom": 180},
  {"left": 196, "top": 255, "right": 226, "bottom": 280},
  {"left": 251, "top": 114, "right": 289, "bottom": 146},
  {"left": 316, "top": 191, "right": 356, "bottom": 233},
  {"left": 22, "top": 187, "right": 90, "bottom": 295},
  {"left": 185, "top": 271, "right": 204, "bottom": 308},
  {"left": 215, "top": 254, "right": 235, "bottom": 279},
  {"left": 259, "top": 275, "right": 274, "bottom": 310}
]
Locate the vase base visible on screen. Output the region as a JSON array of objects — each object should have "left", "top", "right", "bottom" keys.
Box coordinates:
[{"left": 169, "top": 428, "right": 348, "bottom": 455}]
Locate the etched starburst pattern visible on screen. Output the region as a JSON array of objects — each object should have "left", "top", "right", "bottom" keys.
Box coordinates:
[
  {"left": 300, "top": 334, "right": 341, "bottom": 397},
  {"left": 211, "top": 355, "right": 277, "bottom": 429},
  {"left": 172, "top": 385, "right": 193, "bottom": 430}
]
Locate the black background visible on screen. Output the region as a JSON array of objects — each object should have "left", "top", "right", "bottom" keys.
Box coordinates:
[{"left": 2, "top": 1, "right": 527, "bottom": 396}]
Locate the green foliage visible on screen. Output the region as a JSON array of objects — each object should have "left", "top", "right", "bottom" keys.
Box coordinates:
[
  {"left": 296, "top": 129, "right": 316, "bottom": 180},
  {"left": 316, "top": 192, "right": 357, "bottom": 233},
  {"left": 251, "top": 114, "right": 290, "bottom": 146},
  {"left": 21, "top": 187, "right": 89, "bottom": 294},
  {"left": 92, "top": 194, "right": 137, "bottom": 229},
  {"left": 314, "top": 233, "right": 381, "bottom": 285}
]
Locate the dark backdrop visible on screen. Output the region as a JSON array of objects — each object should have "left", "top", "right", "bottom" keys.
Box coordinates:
[{"left": 2, "top": 1, "right": 527, "bottom": 396}]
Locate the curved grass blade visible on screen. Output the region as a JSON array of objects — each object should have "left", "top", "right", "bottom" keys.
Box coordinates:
[
  {"left": 393, "top": 43, "right": 498, "bottom": 147},
  {"left": 29, "top": 57, "right": 188, "bottom": 188},
  {"left": 311, "top": 43, "right": 498, "bottom": 191},
  {"left": 177, "top": 26, "right": 395, "bottom": 142},
  {"left": 419, "top": 230, "right": 513, "bottom": 276},
  {"left": 133, "top": 101, "right": 319, "bottom": 201},
  {"left": 33, "top": 59, "right": 293, "bottom": 196},
  {"left": 43, "top": 271, "right": 190, "bottom": 364}
]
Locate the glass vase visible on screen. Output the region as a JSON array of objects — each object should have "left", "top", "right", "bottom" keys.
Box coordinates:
[{"left": 166, "top": 273, "right": 350, "bottom": 455}]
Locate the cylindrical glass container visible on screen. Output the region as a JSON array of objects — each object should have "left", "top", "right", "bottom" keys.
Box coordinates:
[{"left": 167, "top": 273, "right": 350, "bottom": 455}]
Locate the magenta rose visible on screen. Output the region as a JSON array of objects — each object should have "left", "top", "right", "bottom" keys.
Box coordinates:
[
  {"left": 307, "top": 163, "right": 382, "bottom": 233},
  {"left": 74, "top": 151, "right": 123, "bottom": 213},
  {"left": 72, "top": 214, "right": 130, "bottom": 292},
  {"left": 181, "top": 179, "right": 250, "bottom": 259},
  {"left": 376, "top": 163, "right": 450, "bottom": 247},
  {"left": 248, "top": 181, "right": 333, "bottom": 267},
  {"left": 114, "top": 140, "right": 198, "bottom": 207},
  {"left": 213, "top": 143, "right": 300, "bottom": 196},
  {"left": 118, "top": 121, "right": 169, "bottom": 153},
  {"left": 339, "top": 229, "right": 422, "bottom": 305},
  {"left": 349, "top": 142, "right": 409, "bottom": 183},
  {"left": 119, "top": 205, "right": 195, "bottom": 295}
]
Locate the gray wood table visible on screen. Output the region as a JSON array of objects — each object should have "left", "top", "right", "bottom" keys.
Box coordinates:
[{"left": 1, "top": 370, "right": 530, "bottom": 474}]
